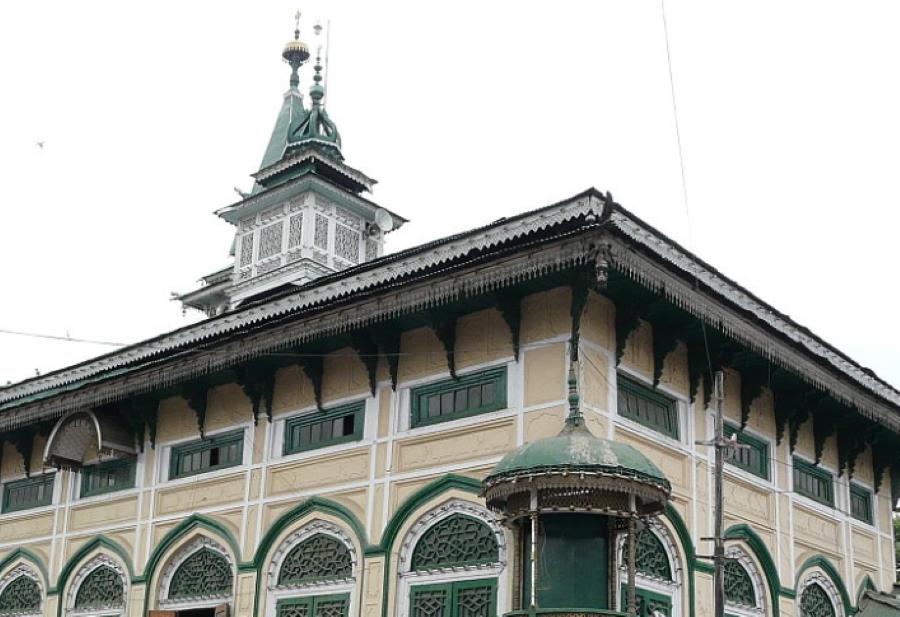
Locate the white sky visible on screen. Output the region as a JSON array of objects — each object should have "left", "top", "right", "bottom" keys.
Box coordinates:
[{"left": 1, "top": 1, "right": 898, "bottom": 391}]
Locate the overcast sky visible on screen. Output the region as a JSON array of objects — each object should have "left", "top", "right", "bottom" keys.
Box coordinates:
[{"left": 1, "top": 1, "right": 898, "bottom": 391}]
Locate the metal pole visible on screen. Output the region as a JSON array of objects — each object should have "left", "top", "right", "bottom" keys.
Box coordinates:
[
  {"left": 627, "top": 494, "right": 637, "bottom": 617},
  {"left": 530, "top": 489, "right": 538, "bottom": 609},
  {"left": 713, "top": 370, "right": 725, "bottom": 617}
]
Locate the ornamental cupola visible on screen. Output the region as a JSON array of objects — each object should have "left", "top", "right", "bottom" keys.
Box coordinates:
[{"left": 178, "top": 13, "right": 407, "bottom": 316}]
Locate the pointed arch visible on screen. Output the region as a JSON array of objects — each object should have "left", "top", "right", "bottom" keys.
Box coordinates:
[
  {"left": 158, "top": 536, "right": 234, "bottom": 609},
  {"left": 56, "top": 536, "right": 134, "bottom": 603},
  {"left": 0, "top": 564, "right": 42, "bottom": 617},
  {"left": 796, "top": 557, "right": 851, "bottom": 617},
  {"left": 725, "top": 524, "right": 781, "bottom": 617},
  {"left": 0, "top": 551, "right": 47, "bottom": 595},
  {"left": 723, "top": 545, "right": 766, "bottom": 615},
  {"left": 65, "top": 554, "right": 127, "bottom": 616}
]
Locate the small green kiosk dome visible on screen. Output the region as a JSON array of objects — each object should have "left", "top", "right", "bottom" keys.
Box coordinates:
[{"left": 482, "top": 422, "right": 671, "bottom": 518}]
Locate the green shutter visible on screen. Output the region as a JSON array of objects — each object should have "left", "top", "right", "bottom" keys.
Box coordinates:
[
  {"left": 410, "top": 368, "right": 507, "bottom": 428},
  {"left": 849, "top": 484, "right": 873, "bottom": 524},
  {"left": 81, "top": 459, "right": 137, "bottom": 498},
  {"left": 170, "top": 431, "right": 243, "bottom": 480},
  {"left": 617, "top": 375, "right": 679, "bottom": 439},
  {"left": 723, "top": 424, "right": 769, "bottom": 480},
  {"left": 793, "top": 458, "right": 834, "bottom": 507},
  {"left": 284, "top": 402, "right": 365, "bottom": 454},
  {"left": 2, "top": 474, "right": 54, "bottom": 513},
  {"left": 410, "top": 580, "right": 496, "bottom": 617}
]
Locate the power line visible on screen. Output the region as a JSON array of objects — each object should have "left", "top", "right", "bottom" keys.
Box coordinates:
[{"left": 0, "top": 328, "right": 126, "bottom": 347}]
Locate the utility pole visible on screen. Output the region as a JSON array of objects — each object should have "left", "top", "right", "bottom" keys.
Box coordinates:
[{"left": 697, "top": 370, "right": 749, "bottom": 617}]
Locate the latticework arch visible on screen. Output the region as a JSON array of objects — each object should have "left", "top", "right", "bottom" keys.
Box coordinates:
[
  {"left": 67, "top": 554, "right": 127, "bottom": 615},
  {"left": 410, "top": 513, "right": 499, "bottom": 571},
  {"left": 278, "top": 534, "right": 352, "bottom": 586},
  {"left": 800, "top": 583, "right": 836, "bottom": 617},
  {"left": 0, "top": 566, "right": 41, "bottom": 617},
  {"left": 724, "top": 560, "right": 755, "bottom": 607},
  {"left": 159, "top": 536, "right": 233, "bottom": 607}
]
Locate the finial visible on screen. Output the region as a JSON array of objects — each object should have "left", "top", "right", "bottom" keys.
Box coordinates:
[
  {"left": 565, "top": 360, "right": 585, "bottom": 428},
  {"left": 309, "top": 46, "right": 325, "bottom": 104},
  {"left": 283, "top": 10, "right": 311, "bottom": 89}
]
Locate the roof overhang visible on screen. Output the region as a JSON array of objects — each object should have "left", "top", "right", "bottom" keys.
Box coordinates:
[{"left": 253, "top": 147, "right": 376, "bottom": 192}]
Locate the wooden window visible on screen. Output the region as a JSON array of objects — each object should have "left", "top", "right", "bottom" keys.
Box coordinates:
[
  {"left": 617, "top": 375, "right": 679, "bottom": 439},
  {"left": 170, "top": 431, "right": 243, "bottom": 480},
  {"left": 410, "top": 580, "right": 497, "bottom": 617},
  {"left": 277, "top": 594, "right": 350, "bottom": 617},
  {"left": 723, "top": 424, "right": 769, "bottom": 480},
  {"left": 792, "top": 458, "right": 834, "bottom": 507},
  {"left": 3, "top": 474, "right": 54, "bottom": 513},
  {"left": 849, "top": 484, "right": 873, "bottom": 524},
  {"left": 410, "top": 367, "right": 507, "bottom": 428},
  {"left": 284, "top": 402, "right": 365, "bottom": 454},
  {"left": 620, "top": 585, "right": 673, "bottom": 617},
  {"left": 81, "top": 458, "right": 137, "bottom": 498}
]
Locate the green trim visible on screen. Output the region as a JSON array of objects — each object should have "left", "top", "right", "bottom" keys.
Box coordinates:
[
  {"left": 849, "top": 484, "right": 873, "bottom": 524},
  {"left": 409, "top": 578, "right": 497, "bottom": 617},
  {"left": 283, "top": 401, "right": 365, "bottom": 454},
  {"left": 793, "top": 457, "right": 835, "bottom": 507},
  {"left": 52, "top": 536, "right": 134, "bottom": 608},
  {"left": 856, "top": 575, "right": 875, "bottom": 605},
  {"left": 724, "top": 524, "right": 782, "bottom": 617},
  {"left": 795, "top": 555, "right": 852, "bottom": 616},
  {"left": 378, "top": 474, "right": 482, "bottom": 617},
  {"left": 2, "top": 474, "right": 54, "bottom": 513},
  {"left": 169, "top": 430, "right": 244, "bottom": 480},
  {"left": 0, "top": 549, "right": 48, "bottom": 592},
  {"left": 662, "top": 504, "right": 696, "bottom": 617},
  {"left": 252, "top": 496, "right": 369, "bottom": 617},
  {"left": 723, "top": 423, "right": 770, "bottom": 480},
  {"left": 410, "top": 367, "right": 507, "bottom": 428},
  {"left": 695, "top": 561, "right": 715, "bottom": 574},
  {"left": 617, "top": 374, "right": 679, "bottom": 439},
  {"left": 80, "top": 459, "right": 137, "bottom": 498},
  {"left": 275, "top": 592, "right": 351, "bottom": 617}
]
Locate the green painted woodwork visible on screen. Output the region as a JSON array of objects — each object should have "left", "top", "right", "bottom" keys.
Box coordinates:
[
  {"left": 277, "top": 594, "right": 350, "bottom": 617},
  {"left": 410, "top": 367, "right": 507, "bottom": 428},
  {"left": 278, "top": 533, "right": 352, "bottom": 585},
  {"left": 794, "top": 556, "right": 852, "bottom": 616},
  {"left": 793, "top": 458, "right": 834, "bottom": 507},
  {"left": 283, "top": 402, "right": 364, "bottom": 454},
  {"left": 523, "top": 514, "right": 608, "bottom": 610},
  {"left": 2, "top": 474, "right": 53, "bottom": 513},
  {"left": 409, "top": 579, "right": 496, "bottom": 617},
  {"left": 411, "top": 514, "right": 498, "bottom": 571},
  {"left": 170, "top": 431, "right": 243, "bottom": 480},
  {"left": 0, "top": 553, "right": 47, "bottom": 600},
  {"left": 800, "top": 583, "right": 836, "bottom": 617},
  {"left": 723, "top": 424, "right": 769, "bottom": 480},
  {"left": 724, "top": 524, "right": 785, "bottom": 615},
  {"left": 850, "top": 484, "right": 873, "bottom": 524},
  {"left": 81, "top": 458, "right": 136, "bottom": 498},
  {"left": 623, "top": 529, "right": 671, "bottom": 580},
  {"left": 73, "top": 566, "right": 123, "bottom": 610},
  {"left": 168, "top": 547, "right": 232, "bottom": 600},
  {"left": 0, "top": 575, "right": 40, "bottom": 615},
  {"left": 619, "top": 585, "right": 672, "bottom": 617},
  {"left": 724, "top": 560, "right": 755, "bottom": 607},
  {"left": 617, "top": 375, "right": 679, "bottom": 439}
]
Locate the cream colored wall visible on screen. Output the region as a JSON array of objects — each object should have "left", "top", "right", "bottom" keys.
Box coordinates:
[{"left": 0, "top": 288, "right": 893, "bottom": 617}]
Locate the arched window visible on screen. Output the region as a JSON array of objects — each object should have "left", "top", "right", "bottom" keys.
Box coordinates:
[
  {"left": 68, "top": 555, "right": 127, "bottom": 616},
  {"left": 159, "top": 537, "right": 234, "bottom": 609},
  {"left": 266, "top": 521, "right": 358, "bottom": 617},
  {"left": 0, "top": 566, "right": 41, "bottom": 617},
  {"left": 617, "top": 521, "right": 681, "bottom": 617},
  {"left": 724, "top": 560, "right": 755, "bottom": 608},
  {"left": 800, "top": 583, "right": 836, "bottom": 617},
  {"left": 399, "top": 502, "right": 506, "bottom": 617}
]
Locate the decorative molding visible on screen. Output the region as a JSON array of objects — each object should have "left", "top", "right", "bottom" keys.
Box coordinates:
[
  {"left": 266, "top": 519, "right": 357, "bottom": 592},
  {"left": 65, "top": 554, "right": 127, "bottom": 616},
  {"left": 0, "top": 565, "right": 42, "bottom": 617},
  {"left": 158, "top": 536, "right": 233, "bottom": 609},
  {"left": 723, "top": 546, "right": 766, "bottom": 616}
]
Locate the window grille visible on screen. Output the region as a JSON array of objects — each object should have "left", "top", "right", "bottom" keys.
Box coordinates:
[
  {"left": 81, "top": 459, "right": 136, "bottom": 498},
  {"left": 239, "top": 233, "right": 254, "bottom": 267},
  {"left": 723, "top": 424, "right": 769, "bottom": 480},
  {"left": 73, "top": 566, "right": 124, "bottom": 610},
  {"left": 849, "top": 484, "right": 873, "bottom": 524},
  {"left": 365, "top": 239, "right": 378, "bottom": 261},
  {"left": 0, "top": 576, "right": 40, "bottom": 615},
  {"left": 334, "top": 224, "right": 359, "bottom": 264},
  {"left": 724, "top": 560, "right": 755, "bottom": 607},
  {"left": 411, "top": 514, "right": 499, "bottom": 571},
  {"left": 288, "top": 214, "right": 303, "bottom": 248},
  {"left": 800, "top": 583, "right": 836, "bottom": 617},
  {"left": 314, "top": 215, "right": 329, "bottom": 250},
  {"left": 278, "top": 534, "right": 352, "bottom": 586},
  {"left": 3, "top": 474, "right": 54, "bottom": 513},
  {"left": 258, "top": 222, "right": 284, "bottom": 260},
  {"left": 170, "top": 431, "right": 243, "bottom": 480},
  {"left": 276, "top": 594, "right": 349, "bottom": 617},
  {"left": 168, "top": 548, "right": 232, "bottom": 600},
  {"left": 617, "top": 376, "right": 679, "bottom": 439},
  {"left": 283, "top": 403, "right": 364, "bottom": 454},
  {"left": 410, "top": 580, "right": 496, "bottom": 617},
  {"left": 410, "top": 367, "right": 507, "bottom": 428},
  {"left": 623, "top": 528, "right": 672, "bottom": 581},
  {"left": 793, "top": 458, "right": 834, "bottom": 507}
]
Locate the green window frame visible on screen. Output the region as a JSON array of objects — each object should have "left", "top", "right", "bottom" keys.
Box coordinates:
[
  {"left": 284, "top": 402, "right": 365, "bottom": 455},
  {"left": 276, "top": 594, "right": 350, "bottom": 617},
  {"left": 410, "top": 367, "right": 507, "bottom": 428},
  {"left": 410, "top": 579, "right": 497, "bottom": 617},
  {"left": 81, "top": 458, "right": 137, "bottom": 498},
  {"left": 793, "top": 457, "right": 834, "bottom": 507},
  {"left": 170, "top": 430, "right": 244, "bottom": 480},
  {"left": 3, "top": 474, "right": 54, "bottom": 513},
  {"left": 723, "top": 424, "right": 769, "bottom": 480},
  {"left": 849, "top": 484, "right": 873, "bottom": 524},
  {"left": 620, "top": 585, "right": 673, "bottom": 617},
  {"left": 617, "top": 375, "right": 679, "bottom": 439}
]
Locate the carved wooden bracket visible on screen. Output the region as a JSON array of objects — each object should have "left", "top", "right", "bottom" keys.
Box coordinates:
[
  {"left": 235, "top": 363, "right": 277, "bottom": 424},
  {"left": 428, "top": 310, "right": 458, "bottom": 379},
  {"left": 370, "top": 327, "right": 401, "bottom": 391},
  {"left": 351, "top": 332, "right": 379, "bottom": 396},
  {"left": 181, "top": 383, "right": 209, "bottom": 438},
  {"left": 569, "top": 282, "right": 589, "bottom": 362},
  {"left": 302, "top": 357, "right": 325, "bottom": 411},
  {"left": 497, "top": 295, "right": 522, "bottom": 362}
]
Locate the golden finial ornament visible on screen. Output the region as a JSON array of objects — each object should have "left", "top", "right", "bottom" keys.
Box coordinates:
[{"left": 282, "top": 9, "right": 310, "bottom": 88}]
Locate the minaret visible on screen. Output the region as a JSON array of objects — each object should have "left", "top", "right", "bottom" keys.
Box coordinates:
[{"left": 178, "top": 15, "right": 407, "bottom": 315}]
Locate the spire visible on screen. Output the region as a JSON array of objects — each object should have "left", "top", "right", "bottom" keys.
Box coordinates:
[
  {"left": 286, "top": 41, "right": 342, "bottom": 158},
  {"left": 282, "top": 10, "right": 310, "bottom": 88}
]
